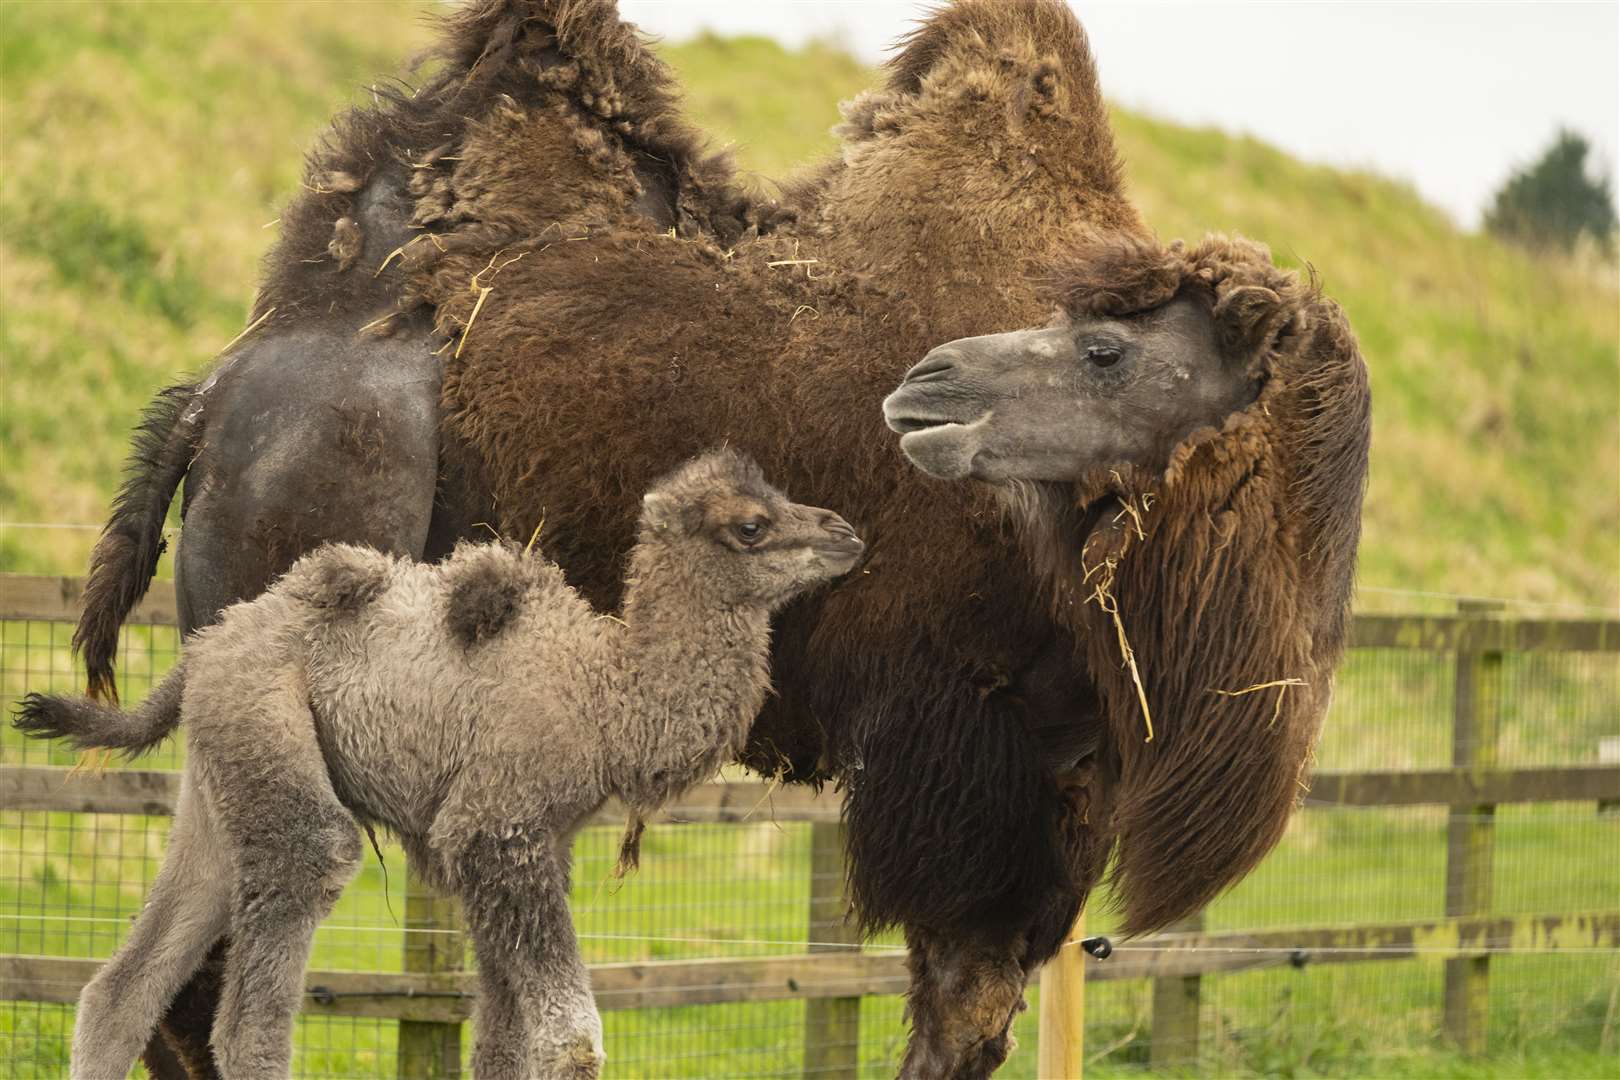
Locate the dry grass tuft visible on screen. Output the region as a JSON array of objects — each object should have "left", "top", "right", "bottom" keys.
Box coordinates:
[{"left": 216, "top": 305, "right": 274, "bottom": 356}]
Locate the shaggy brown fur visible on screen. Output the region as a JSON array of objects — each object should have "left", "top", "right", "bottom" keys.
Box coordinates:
[
  {"left": 778, "top": 0, "right": 1141, "bottom": 339},
  {"left": 1043, "top": 232, "right": 1371, "bottom": 933},
  {"left": 408, "top": 0, "right": 1144, "bottom": 950}
]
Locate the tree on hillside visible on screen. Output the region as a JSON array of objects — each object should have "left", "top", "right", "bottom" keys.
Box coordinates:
[{"left": 1486, "top": 129, "right": 1617, "bottom": 254}]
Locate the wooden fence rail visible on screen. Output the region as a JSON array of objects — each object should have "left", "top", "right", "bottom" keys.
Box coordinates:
[
  {"left": 6, "top": 574, "right": 1619, "bottom": 649},
  {"left": 6, "top": 910, "right": 1618, "bottom": 1018},
  {"left": 3, "top": 575, "right": 1617, "bottom": 1076},
  {"left": 5, "top": 760, "right": 1618, "bottom": 1073},
  {"left": 8, "top": 764, "right": 1618, "bottom": 820}
]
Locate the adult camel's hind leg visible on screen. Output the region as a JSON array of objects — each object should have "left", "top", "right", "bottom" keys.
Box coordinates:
[
  {"left": 69, "top": 776, "right": 231, "bottom": 1080},
  {"left": 148, "top": 317, "right": 441, "bottom": 1079}
]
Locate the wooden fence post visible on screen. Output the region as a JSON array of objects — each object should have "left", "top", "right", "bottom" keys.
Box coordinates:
[
  {"left": 1149, "top": 911, "right": 1204, "bottom": 1070},
  {"left": 398, "top": 857, "right": 464, "bottom": 1078},
  {"left": 803, "top": 819, "right": 860, "bottom": 1079},
  {"left": 1599, "top": 736, "right": 1620, "bottom": 815},
  {"left": 1443, "top": 599, "right": 1502, "bottom": 1055},
  {"left": 1037, "top": 910, "right": 1086, "bottom": 1078}
]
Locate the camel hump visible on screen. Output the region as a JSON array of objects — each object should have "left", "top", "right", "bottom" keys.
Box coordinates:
[
  {"left": 887, "top": 0, "right": 1102, "bottom": 102},
  {"left": 425, "top": 0, "right": 711, "bottom": 171},
  {"left": 432, "top": 0, "right": 651, "bottom": 81},
  {"left": 282, "top": 544, "right": 398, "bottom": 614},
  {"left": 442, "top": 541, "right": 537, "bottom": 647}
]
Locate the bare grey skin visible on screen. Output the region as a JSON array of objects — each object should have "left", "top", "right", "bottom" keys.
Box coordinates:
[
  {"left": 882, "top": 297, "right": 1257, "bottom": 484},
  {"left": 15, "top": 450, "right": 862, "bottom": 1080}
]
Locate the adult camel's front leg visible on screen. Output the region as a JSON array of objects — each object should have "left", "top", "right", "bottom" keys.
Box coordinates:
[
  {"left": 144, "top": 319, "right": 442, "bottom": 1080},
  {"left": 894, "top": 777, "right": 1110, "bottom": 1078},
  {"left": 897, "top": 927, "right": 1032, "bottom": 1080},
  {"left": 895, "top": 802, "right": 1102, "bottom": 1080}
]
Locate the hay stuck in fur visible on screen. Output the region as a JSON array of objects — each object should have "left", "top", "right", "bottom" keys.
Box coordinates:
[
  {"left": 1209, "top": 677, "right": 1307, "bottom": 727},
  {"left": 1082, "top": 491, "right": 1158, "bottom": 743},
  {"left": 1084, "top": 554, "right": 1152, "bottom": 743}
]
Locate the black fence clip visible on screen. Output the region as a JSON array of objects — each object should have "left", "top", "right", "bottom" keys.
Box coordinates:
[
  {"left": 309, "top": 985, "right": 336, "bottom": 1006},
  {"left": 1080, "top": 935, "right": 1113, "bottom": 960},
  {"left": 1289, "top": 949, "right": 1310, "bottom": 969}
]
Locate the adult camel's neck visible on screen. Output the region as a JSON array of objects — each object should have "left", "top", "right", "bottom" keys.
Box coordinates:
[{"left": 600, "top": 545, "right": 775, "bottom": 813}]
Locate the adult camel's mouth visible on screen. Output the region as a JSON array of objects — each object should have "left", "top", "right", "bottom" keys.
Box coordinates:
[
  {"left": 881, "top": 372, "right": 986, "bottom": 436},
  {"left": 886, "top": 413, "right": 966, "bottom": 436},
  {"left": 893, "top": 416, "right": 993, "bottom": 480},
  {"left": 883, "top": 377, "right": 995, "bottom": 480}
]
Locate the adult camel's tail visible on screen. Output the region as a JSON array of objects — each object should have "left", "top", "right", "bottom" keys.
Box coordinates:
[{"left": 73, "top": 382, "right": 200, "bottom": 701}]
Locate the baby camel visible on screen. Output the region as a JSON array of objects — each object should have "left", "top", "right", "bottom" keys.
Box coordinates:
[{"left": 15, "top": 449, "right": 863, "bottom": 1080}]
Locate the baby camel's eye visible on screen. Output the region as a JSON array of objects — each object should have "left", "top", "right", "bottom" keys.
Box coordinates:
[{"left": 734, "top": 520, "right": 767, "bottom": 546}]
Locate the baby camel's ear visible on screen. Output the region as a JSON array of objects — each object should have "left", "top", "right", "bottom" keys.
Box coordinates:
[{"left": 641, "top": 491, "right": 681, "bottom": 533}]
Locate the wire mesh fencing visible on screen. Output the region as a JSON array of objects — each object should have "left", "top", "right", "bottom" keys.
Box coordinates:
[{"left": 2, "top": 584, "right": 1616, "bottom": 1078}]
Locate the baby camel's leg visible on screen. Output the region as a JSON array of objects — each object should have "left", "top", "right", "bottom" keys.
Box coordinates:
[
  {"left": 192, "top": 675, "right": 363, "bottom": 1079},
  {"left": 448, "top": 832, "right": 603, "bottom": 1080},
  {"left": 70, "top": 775, "right": 230, "bottom": 1079},
  {"left": 466, "top": 929, "right": 535, "bottom": 1079},
  {"left": 210, "top": 787, "right": 361, "bottom": 1077}
]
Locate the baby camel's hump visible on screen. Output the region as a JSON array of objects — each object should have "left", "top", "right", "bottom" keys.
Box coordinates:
[{"left": 290, "top": 541, "right": 596, "bottom": 829}]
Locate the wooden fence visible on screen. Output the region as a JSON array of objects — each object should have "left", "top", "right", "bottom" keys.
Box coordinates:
[{"left": 2, "top": 573, "right": 1618, "bottom": 1077}]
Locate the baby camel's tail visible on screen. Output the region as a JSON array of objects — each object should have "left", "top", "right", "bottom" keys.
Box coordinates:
[{"left": 12, "top": 663, "right": 185, "bottom": 758}]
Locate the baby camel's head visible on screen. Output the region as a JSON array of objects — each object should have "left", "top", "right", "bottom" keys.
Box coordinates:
[{"left": 637, "top": 450, "right": 864, "bottom": 610}]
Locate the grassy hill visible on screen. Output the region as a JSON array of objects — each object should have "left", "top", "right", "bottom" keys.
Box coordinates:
[{"left": 2, "top": 2, "right": 1616, "bottom": 611}]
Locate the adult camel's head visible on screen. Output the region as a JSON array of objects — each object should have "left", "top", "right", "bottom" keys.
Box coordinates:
[
  {"left": 882, "top": 290, "right": 1258, "bottom": 485},
  {"left": 884, "top": 231, "right": 1373, "bottom": 933},
  {"left": 881, "top": 230, "right": 1350, "bottom": 489}
]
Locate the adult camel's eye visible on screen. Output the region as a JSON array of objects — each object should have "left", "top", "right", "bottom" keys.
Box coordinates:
[
  {"left": 734, "top": 521, "right": 767, "bottom": 545},
  {"left": 1085, "top": 345, "right": 1124, "bottom": 369}
]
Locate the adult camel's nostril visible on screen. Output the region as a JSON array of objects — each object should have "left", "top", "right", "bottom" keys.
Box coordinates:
[{"left": 904, "top": 349, "right": 959, "bottom": 384}]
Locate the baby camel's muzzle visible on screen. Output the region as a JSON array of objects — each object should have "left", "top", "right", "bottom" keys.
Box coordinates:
[{"left": 809, "top": 509, "right": 865, "bottom": 566}]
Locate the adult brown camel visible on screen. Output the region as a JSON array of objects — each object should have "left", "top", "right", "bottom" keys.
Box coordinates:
[{"left": 66, "top": 1, "right": 1370, "bottom": 1076}]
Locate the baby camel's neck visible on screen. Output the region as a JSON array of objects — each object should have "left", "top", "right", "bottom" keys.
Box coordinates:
[{"left": 599, "top": 544, "right": 775, "bottom": 813}]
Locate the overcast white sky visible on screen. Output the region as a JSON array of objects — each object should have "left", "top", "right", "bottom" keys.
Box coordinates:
[{"left": 618, "top": 1, "right": 1620, "bottom": 229}]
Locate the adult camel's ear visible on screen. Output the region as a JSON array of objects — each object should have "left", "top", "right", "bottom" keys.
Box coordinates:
[{"left": 1212, "top": 284, "right": 1291, "bottom": 367}]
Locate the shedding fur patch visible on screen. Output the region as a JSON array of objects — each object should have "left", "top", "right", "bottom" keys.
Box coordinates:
[
  {"left": 444, "top": 543, "right": 530, "bottom": 646},
  {"left": 328, "top": 216, "right": 363, "bottom": 272}
]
